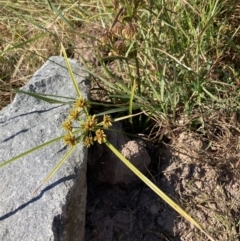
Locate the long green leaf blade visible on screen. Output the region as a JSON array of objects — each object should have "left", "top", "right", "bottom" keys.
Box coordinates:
[
  {"left": 61, "top": 43, "right": 82, "bottom": 98},
  {"left": 46, "top": 0, "right": 74, "bottom": 30},
  {"left": 0, "top": 135, "right": 64, "bottom": 169},
  {"left": 11, "top": 88, "right": 74, "bottom": 104},
  {"left": 32, "top": 145, "right": 76, "bottom": 194}
]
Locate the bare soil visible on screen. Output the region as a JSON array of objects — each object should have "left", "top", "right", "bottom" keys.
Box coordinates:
[{"left": 85, "top": 129, "right": 240, "bottom": 241}]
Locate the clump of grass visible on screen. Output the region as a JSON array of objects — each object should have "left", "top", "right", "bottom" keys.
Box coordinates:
[{"left": 90, "top": 0, "right": 240, "bottom": 127}]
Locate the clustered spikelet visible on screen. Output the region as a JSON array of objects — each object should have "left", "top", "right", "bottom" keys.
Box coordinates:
[
  {"left": 100, "top": 29, "right": 113, "bottom": 45},
  {"left": 74, "top": 97, "right": 90, "bottom": 110},
  {"left": 81, "top": 115, "right": 98, "bottom": 131},
  {"left": 83, "top": 136, "right": 94, "bottom": 148},
  {"left": 99, "top": 1, "right": 141, "bottom": 57},
  {"left": 113, "top": 40, "right": 127, "bottom": 55},
  {"left": 103, "top": 115, "right": 112, "bottom": 129},
  {"left": 122, "top": 22, "right": 138, "bottom": 40},
  {"left": 111, "top": 22, "right": 123, "bottom": 37},
  {"left": 62, "top": 119, "right": 72, "bottom": 132},
  {"left": 63, "top": 132, "right": 76, "bottom": 146},
  {"left": 61, "top": 98, "right": 112, "bottom": 148},
  {"left": 94, "top": 129, "right": 107, "bottom": 144},
  {"left": 68, "top": 108, "right": 80, "bottom": 121}
]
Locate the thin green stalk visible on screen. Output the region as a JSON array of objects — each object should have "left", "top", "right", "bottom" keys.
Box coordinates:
[
  {"left": 0, "top": 135, "right": 64, "bottom": 168},
  {"left": 32, "top": 145, "right": 76, "bottom": 194},
  {"left": 129, "top": 78, "right": 136, "bottom": 124}
]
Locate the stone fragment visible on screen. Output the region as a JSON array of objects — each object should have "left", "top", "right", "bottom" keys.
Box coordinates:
[{"left": 0, "top": 56, "right": 89, "bottom": 241}]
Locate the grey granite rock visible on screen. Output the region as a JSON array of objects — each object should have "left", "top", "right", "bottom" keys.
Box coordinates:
[{"left": 0, "top": 56, "right": 89, "bottom": 241}]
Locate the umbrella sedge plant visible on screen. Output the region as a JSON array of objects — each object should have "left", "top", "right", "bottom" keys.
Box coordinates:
[{"left": 0, "top": 43, "right": 215, "bottom": 241}]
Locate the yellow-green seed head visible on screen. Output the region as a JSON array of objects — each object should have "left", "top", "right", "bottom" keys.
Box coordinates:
[
  {"left": 62, "top": 119, "right": 73, "bottom": 132},
  {"left": 94, "top": 129, "right": 107, "bottom": 144},
  {"left": 103, "top": 115, "right": 112, "bottom": 129},
  {"left": 63, "top": 132, "right": 76, "bottom": 146}
]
